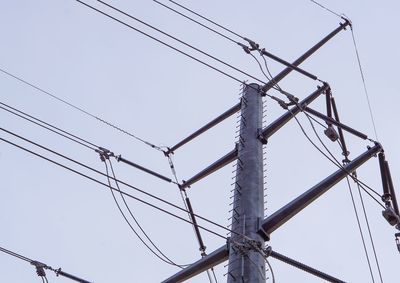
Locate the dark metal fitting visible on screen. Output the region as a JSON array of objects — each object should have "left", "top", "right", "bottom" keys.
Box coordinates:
[
  {"left": 324, "top": 126, "right": 339, "bottom": 142},
  {"left": 237, "top": 42, "right": 251, "bottom": 54},
  {"left": 31, "top": 261, "right": 47, "bottom": 277},
  {"left": 244, "top": 37, "right": 259, "bottom": 50},
  {"left": 264, "top": 246, "right": 272, "bottom": 257},
  {"left": 381, "top": 193, "right": 392, "bottom": 203},
  {"left": 382, "top": 207, "right": 400, "bottom": 226},
  {"left": 257, "top": 129, "right": 268, "bottom": 145},
  {"left": 395, "top": 233, "right": 400, "bottom": 252}
]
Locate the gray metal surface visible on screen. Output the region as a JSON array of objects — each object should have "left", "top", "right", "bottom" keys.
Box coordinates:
[{"left": 227, "top": 83, "right": 266, "bottom": 283}]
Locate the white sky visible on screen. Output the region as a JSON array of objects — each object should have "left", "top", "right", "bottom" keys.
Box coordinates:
[{"left": 1, "top": 1, "right": 399, "bottom": 282}]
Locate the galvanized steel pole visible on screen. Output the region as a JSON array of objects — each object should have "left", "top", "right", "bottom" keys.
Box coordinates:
[{"left": 227, "top": 83, "right": 266, "bottom": 283}]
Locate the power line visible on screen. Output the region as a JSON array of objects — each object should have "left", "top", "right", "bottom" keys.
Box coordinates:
[
  {"left": 355, "top": 181, "right": 385, "bottom": 283},
  {"left": 161, "top": 0, "right": 245, "bottom": 40},
  {"left": 73, "top": 0, "right": 264, "bottom": 91},
  {"left": 153, "top": 0, "right": 237, "bottom": 44},
  {"left": 308, "top": 0, "right": 343, "bottom": 18},
  {"left": 0, "top": 67, "right": 163, "bottom": 151},
  {"left": 0, "top": 133, "right": 232, "bottom": 239},
  {"left": 350, "top": 27, "right": 379, "bottom": 141},
  {"left": 345, "top": 176, "right": 376, "bottom": 283},
  {"left": 0, "top": 101, "right": 97, "bottom": 151},
  {"left": 103, "top": 159, "right": 189, "bottom": 268},
  {"left": 93, "top": 0, "right": 268, "bottom": 85}
]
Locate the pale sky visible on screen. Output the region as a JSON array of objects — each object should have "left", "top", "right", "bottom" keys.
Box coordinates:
[{"left": 1, "top": 1, "right": 399, "bottom": 282}]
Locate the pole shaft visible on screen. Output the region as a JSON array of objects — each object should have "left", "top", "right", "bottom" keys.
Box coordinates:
[{"left": 227, "top": 83, "right": 265, "bottom": 283}]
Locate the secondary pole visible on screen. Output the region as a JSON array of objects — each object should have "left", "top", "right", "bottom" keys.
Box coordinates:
[{"left": 227, "top": 83, "right": 266, "bottom": 282}]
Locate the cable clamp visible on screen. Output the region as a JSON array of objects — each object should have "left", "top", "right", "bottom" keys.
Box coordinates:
[
  {"left": 96, "top": 147, "right": 114, "bottom": 162},
  {"left": 30, "top": 261, "right": 48, "bottom": 277}
]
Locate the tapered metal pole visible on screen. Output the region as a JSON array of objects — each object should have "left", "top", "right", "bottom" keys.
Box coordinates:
[{"left": 227, "top": 83, "right": 265, "bottom": 283}]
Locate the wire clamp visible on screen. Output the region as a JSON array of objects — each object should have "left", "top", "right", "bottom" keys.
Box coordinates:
[
  {"left": 96, "top": 147, "right": 114, "bottom": 162},
  {"left": 30, "top": 260, "right": 48, "bottom": 277}
]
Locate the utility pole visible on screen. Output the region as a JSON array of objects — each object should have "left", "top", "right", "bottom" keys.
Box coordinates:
[{"left": 227, "top": 83, "right": 266, "bottom": 282}]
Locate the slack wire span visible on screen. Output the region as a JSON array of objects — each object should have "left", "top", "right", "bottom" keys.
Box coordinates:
[
  {"left": 0, "top": 135, "right": 233, "bottom": 239},
  {"left": 0, "top": 245, "right": 91, "bottom": 283}
]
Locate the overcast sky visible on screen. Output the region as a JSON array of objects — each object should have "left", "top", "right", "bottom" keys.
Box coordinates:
[{"left": 1, "top": 1, "right": 400, "bottom": 282}]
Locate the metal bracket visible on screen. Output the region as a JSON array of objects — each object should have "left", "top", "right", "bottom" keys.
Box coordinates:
[{"left": 257, "top": 129, "right": 268, "bottom": 144}]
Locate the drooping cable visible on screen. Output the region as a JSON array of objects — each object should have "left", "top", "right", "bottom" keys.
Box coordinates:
[
  {"left": 102, "top": 158, "right": 189, "bottom": 268},
  {"left": 355, "top": 180, "right": 385, "bottom": 283},
  {"left": 0, "top": 67, "right": 164, "bottom": 152},
  {"left": 345, "top": 177, "right": 376, "bottom": 283},
  {"left": 303, "top": 108, "right": 385, "bottom": 282},
  {"left": 0, "top": 134, "right": 234, "bottom": 239}
]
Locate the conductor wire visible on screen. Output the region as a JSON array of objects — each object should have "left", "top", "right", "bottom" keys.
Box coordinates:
[
  {"left": 92, "top": 0, "right": 268, "bottom": 85},
  {"left": 0, "top": 67, "right": 163, "bottom": 151}
]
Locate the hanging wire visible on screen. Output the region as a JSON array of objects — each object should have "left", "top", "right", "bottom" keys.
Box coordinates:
[
  {"left": 0, "top": 134, "right": 249, "bottom": 240},
  {"left": 102, "top": 158, "right": 189, "bottom": 268},
  {"left": 160, "top": 0, "right": 245, "bottom": 40},
  {"left": 355, "top": 181, "right": 385, "bottom": 283},
  {"left": 345, "top": 176, "right": 376, "bottom": 283},
  {"left": 0, "top": 67, "right": 163, "bottom": 151}
]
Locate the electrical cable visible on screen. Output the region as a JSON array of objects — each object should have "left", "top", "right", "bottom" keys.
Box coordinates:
[
  {"left": 302, "top": 112, "right": 384, "bottom": 206},
  {"left": 350, "top": 27, "right": 379, "bottom": 141},
  {"left": 153, "top": 0, "right": 237, "bottom": 44},
  {"left": 94, "top": 0, "right": 268, "bottom": 85},
  {"left": 309, "top": 0, "right": 342, "bottom": 18},
  {"left": 308, "top": 0, "right": 379, "bottom": 141},
  {"left": 108, "top": 159, "right": 192, "bottom": 267},
  {"left": 73, "top": 0, "right": 264, "bottom": 91},
  {"left": 304, "top": 108, "right": 386, "bottom": 282},
  {"left": 356, "top": 181, "right": 385, "bottom": 283},
  {"left": 0, "top": 101, "right": 97, "bottom": 151},
  {"left": 0, "top": 134, "right": 235, "bottom": 240},
  {"left": 0, "top": 246, "right": 32, "bottom": 263},
  {"left": 162, "top": 0, "right": 245, "bottom": 40},
  {"left": 103, "top": 159, "right": 189, "bottom": 268},
  {"left": 345, "top": 177, "right": 376, "bottom": 283},
  {"left": 0, "top": 67, "right": 163, "bottom": 152}
]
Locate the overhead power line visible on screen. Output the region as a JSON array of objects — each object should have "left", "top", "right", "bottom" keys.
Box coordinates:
[
  {"left": 93, "top": 0, "right": 268, "bottom": 86},
  {"left": 0, "top": 67, "right": 163, "bottom": 151},
  {"left": 0, "top": 245, "right": 91, "bottom": 283},
  {"left": 0, "top": 101, "right": 98, "bottom": 151},
  {"left": 0, "top": 133, "right": 235, "bottom": 240}
]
